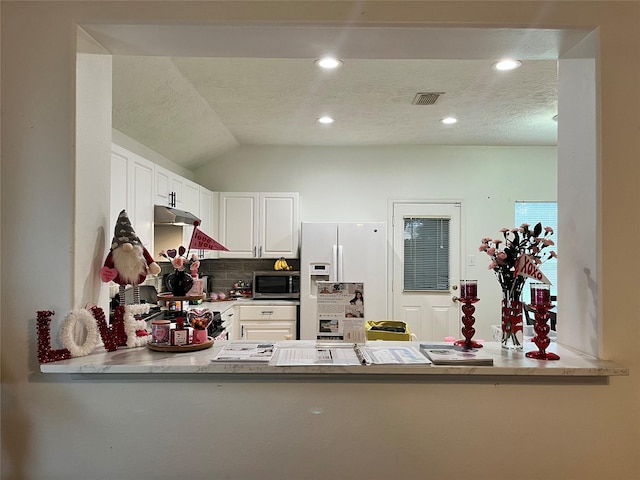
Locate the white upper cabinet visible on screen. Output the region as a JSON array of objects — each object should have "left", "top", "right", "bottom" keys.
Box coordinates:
[
  {"left": 180, "top": 178, "right": 201, "bottom": 248},
  {"left": 218, "top": 192, "right": 299, "bottom": 259},
  {"left": 182, "top": 179, "right": 200, "bottom": 216},
  {"left": 112, "top": 144, "right": 217, "bottom": 262},
  {"left": 110, "top": 148, "right": 129, "bottom": 221},
  {"left": 197, "top": 187, "right": 217, "bottom": 259},
  {"left": 130, "top": 157, "right": 155, "bottom": 251},
  {"left": 155, "top": 165, "right": 185, "bottom": 208},
  {"left": 259, "top": 193, "right": 300, "bottom": 258},
  {"left": 110, "top": 144, "right": 154, "bottom": 252},
  {"left": 218, "top": 192, "right": 258, "bottom": 257}
]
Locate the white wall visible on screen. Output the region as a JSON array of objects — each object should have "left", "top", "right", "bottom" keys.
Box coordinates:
[
  {"left": 75, "top": 28, "right": 112, "bottom": 312},
  {"left": 196, "top": 144, "right": 557, "bottom": 339},
  {"left": 2, "top": 2, "right": 639, "bottom": 480},
  {"left": 113, "top": 128, "right": 195, "bottom": 181},
  {"left": 557, "top": 33, "right": 599, "bottom": 356}
]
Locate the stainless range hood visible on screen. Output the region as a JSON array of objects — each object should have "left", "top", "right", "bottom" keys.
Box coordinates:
[{"left": 154, "top": 205, "right": 200, "bottom": 226}]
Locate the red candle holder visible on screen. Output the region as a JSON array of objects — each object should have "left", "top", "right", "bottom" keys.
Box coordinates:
[
  {"left": 526, "top": 283, "right": 559, "bottom": 360},
  {"left": 454, "top": 282, "right": 482, "bottom": 349},
  {"left": 460, "top": 280, "right": 478, "bottom": 300},
  {"left": 531, "top": 282, "right": 550, "bottom": 306}
]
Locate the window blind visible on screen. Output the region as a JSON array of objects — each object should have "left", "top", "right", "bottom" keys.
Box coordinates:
[
  {"left": 403, "top": 217, "right": 450, "bottom": 291},
  {"left": 515, "top": 201, "right": 558, "bottom": 301}
]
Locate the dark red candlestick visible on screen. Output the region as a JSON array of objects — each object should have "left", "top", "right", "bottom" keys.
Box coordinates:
[
  {"left": 454, "top": 297, "right": 483, "bottom": 349},
  {"left": 525, "top": 303, "right": 559, "bottom": 360}
]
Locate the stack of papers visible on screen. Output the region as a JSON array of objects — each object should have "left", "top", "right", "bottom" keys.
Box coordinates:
[
  {"left": 358, "top": 345, "right": 431, "bottom": 365},
  {"left": 419, "top": 344, "right": 494, "bottom": 366},
  {"left": 272, "top": 343, "right": 431, "bottom": 366},
  {"left": 273, "top": 343, "right": 362, "bottom": 366},
  {"left": 212, "top": 342, "right": 276, "bottom": 362}
]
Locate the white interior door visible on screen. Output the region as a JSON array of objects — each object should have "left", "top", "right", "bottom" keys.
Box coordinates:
[{"left": 392, "top": 202, "right": 461, "bottom": 341}]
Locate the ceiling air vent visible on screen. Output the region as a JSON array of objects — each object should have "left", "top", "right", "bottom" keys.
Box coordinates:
[{"left": 412, "top": 92, "right": 444, "bottom": 105}]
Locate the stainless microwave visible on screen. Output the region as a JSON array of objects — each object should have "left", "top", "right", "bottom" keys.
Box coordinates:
[{"left": 253, "top": 271, "right": 300, "bottom": 299}]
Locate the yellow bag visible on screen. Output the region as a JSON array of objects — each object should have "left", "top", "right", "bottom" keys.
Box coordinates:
[{"left": 365, "top": 321, "right": 412, "bottom": 341}]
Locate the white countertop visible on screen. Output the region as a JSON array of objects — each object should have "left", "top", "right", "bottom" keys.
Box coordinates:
[{"left": 40, "top": 340, "right": 628, "bottom": 377}]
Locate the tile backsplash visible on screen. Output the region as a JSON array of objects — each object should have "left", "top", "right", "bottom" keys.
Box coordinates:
[{"left": 157, "top": 258, "right": 300, "bottom": 295}]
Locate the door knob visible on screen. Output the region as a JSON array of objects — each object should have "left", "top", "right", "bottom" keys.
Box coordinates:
[{"left": 452, "top": 296, "right": 460, "bottom": 303}]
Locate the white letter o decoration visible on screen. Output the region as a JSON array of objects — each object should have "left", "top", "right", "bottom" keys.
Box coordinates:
[{"left": 60, "top": 309, "right": 100, "bottom": 357}]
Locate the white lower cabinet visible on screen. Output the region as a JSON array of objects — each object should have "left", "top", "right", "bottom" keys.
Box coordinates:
[
  {"left": 240, "top": 322, "right": 296, "bottom": 341},
  {"left": 235, "top": 305, "right": 297, "bottom": 341},
  {"left": 221, "top": 307, "right": 236, "bottom": 341}
]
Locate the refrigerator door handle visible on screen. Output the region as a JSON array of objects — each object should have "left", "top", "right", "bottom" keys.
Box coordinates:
[
  {"left": 337, "top": 245, "right": 344, "bottom": 282},
  {"left": 332, "top": 245, "right": 338, "bottom": 280}
]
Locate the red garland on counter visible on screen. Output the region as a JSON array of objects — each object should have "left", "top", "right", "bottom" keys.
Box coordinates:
[
  {"left": 90, "top": 305, "right": 118, "bottom": 352},
  {"left": 110, "top": 305, "right": 128, "bottom": 347},
  {"left": 37, "top": 305, "right": 149, "bottom": 363},
  {"left": 36, "top": 310, "right": 72, "bottom": 363}
]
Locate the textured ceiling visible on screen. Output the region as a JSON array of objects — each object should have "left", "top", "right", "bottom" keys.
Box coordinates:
[
  {"left": 112, "top": 56, "right": 558, "bottom": 170},
  {"left": 101, "top": 25, "right": 582, "bottom": 171}
]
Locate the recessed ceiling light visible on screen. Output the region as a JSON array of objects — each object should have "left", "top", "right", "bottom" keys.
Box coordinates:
[
  {"left": 315, "top": 57, "right": 343, "bottom": 69},
  {"left": 492, "top": 59, "right": 522, "bottom": 71},
  {"left": 441, "top": 117, "right": 458, "bottom": 125},
  {"left": 317, "top": 116, "right": 335, "bottom": 124}
]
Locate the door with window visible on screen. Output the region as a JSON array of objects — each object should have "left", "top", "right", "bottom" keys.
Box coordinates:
[{"left": 392, "top": 202, "right": 461, "bottom": 341}]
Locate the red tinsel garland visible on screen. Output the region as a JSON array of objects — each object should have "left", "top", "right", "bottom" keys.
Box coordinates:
[
  {"left": 90, "top": 305, "right": 118, "bottom": 352},
  {"left": 110, "top": 305, "right": 128, "bottom": 347},
  {"left": 36, "top": 310, "right": 72, "bottom": 363}
]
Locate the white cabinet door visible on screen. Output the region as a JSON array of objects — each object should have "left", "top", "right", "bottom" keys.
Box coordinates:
[
  {"left": 155, "top": 165, "right": 184, "bottom": 208},
  {"left": 259, "top": 193, "right": 299, "bottom": 258},
  {"left": 110, "top": 148, "right": 129, "bottom": 234},
  {"left": 197, "top": 187, "right": 217, "bottom": 259},
  {"left": 236, "top": 305, "right": 297, "bottom": 340},
  {"left": 221, "top": 306, "right": 236, "bottom": 340},
  {"left": 218, "top": 192, "right": 299, "bottom": 258},
  {"left": 130, "top": 155, "right": 155, "bottom": 251},
  {"left": 182, "top": 179, "right": 200, "bottom": 215},
  {"left": 154, "top": 166, "right": 171, "bottom": 206},
  {"left": 240, "top": 321, "right": 295, "bottom": 341},
  {"left": 111, "top": 144, "right": 154, "bottom": 252},
  {"left": 181, "top": 179, "right": 201, "bottom": 248},
  {"left": 218, "top": 192, "right": 258, "bottom": 258}
]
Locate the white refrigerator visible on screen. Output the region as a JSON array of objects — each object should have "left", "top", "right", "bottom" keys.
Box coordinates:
[{"left": 300, "top": 222, "right": 388, "bottom": 339}]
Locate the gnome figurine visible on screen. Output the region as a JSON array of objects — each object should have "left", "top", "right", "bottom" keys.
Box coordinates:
[{"left": 100, "top": 210, "right": 161, "bottom": 305}]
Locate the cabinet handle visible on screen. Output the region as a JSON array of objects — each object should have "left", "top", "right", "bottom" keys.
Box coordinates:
[
  {"left": 261, "top": 310, "right": 274, "bottom": 315},
  {"left": 259, "top": 246, "right": 263, "bottom": 257},
  {"left": 253, "top": 246, "right": 257, "bottom": 257}
]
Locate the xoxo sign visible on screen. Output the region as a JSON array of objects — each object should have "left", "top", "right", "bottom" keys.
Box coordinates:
[{"left": 515, "top": 254, "right": 551, "bottom": 284}]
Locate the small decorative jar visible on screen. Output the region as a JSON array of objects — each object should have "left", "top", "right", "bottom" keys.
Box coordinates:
[
  {"left": 151, "top": 320, "right": 170, "bottom": 344},
  {"left": 187, "top": 309, "right": 213, "bottom": 344}
]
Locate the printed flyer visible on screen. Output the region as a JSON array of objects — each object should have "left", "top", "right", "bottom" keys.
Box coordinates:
[{"left": 316, "top": 281, "right": 366, "bottom": 342}]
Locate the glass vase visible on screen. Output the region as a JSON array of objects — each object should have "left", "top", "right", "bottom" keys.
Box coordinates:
[{"left": 501, "top": 296, "right": 524, "bottom": 350}]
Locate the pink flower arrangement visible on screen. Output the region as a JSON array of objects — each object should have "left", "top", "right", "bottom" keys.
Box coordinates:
[
  {"left": 159, "top": 246, "right": 200, "bottom": 276},
  {"left": 479, "top": 222, "right": 557, "bottom": 299}
]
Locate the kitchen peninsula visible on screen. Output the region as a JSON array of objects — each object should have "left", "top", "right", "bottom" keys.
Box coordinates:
[
  {"left": 40, "top": 339, "right": 627, "bottom": 379},
  {"left": 42, "top": 299, "right": 628, "bottom": 378}
]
